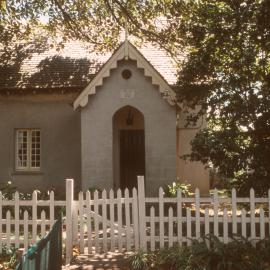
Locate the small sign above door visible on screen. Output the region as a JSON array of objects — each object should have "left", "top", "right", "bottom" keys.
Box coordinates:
[{"left": 120, "top": 89, "right": 135, "bottom": 99}]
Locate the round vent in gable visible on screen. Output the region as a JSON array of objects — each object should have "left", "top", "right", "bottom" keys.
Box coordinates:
[{"left": 122, "top": 69, "right": 132, "bottom": 79}]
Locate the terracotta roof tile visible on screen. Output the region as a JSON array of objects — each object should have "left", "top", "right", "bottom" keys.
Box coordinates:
[{"left": 0, "top": 40, "right": 178, "bottom": 90}]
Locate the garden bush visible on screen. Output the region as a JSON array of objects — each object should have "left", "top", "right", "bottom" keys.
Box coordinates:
[
  {"left": 0, "top": 246, "right": 19, "bottom": 270},
  {"left": 130, "top": 234, "right": 270, "bottom": 270},
  {"left": 163, "top": 182, "right": 193, "bottom": 198}
]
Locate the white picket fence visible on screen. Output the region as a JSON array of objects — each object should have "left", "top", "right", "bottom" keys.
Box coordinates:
[
  {"left": 0, "top": 190, "right": 65, "bottom": 253},
  {"left": 0, "top": 176, "right": 269, "bottom": 264}
]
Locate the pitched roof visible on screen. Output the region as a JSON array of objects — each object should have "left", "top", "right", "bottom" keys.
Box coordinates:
[
  {"left": 0, "top": 40, "right": 178, "bottom": 90},
  {"left": 74, "top": 41, "right": 176, "bottom": 109}
]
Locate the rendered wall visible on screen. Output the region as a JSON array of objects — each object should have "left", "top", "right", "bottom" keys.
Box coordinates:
[
  {"left": 177, "top": 112, "right": 209, "bottom": 194},
  {"left": 81, "top": 60, "right": 177, "bottom": 195},
  {"left": 0, "top": 94, "right": 81, "bottom": 195}
]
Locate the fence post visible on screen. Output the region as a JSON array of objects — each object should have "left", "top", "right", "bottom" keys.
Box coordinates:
[
  {"left": 66, "top": 179, "right": 74, "bottom": 264},
  {"left": 137, "top": 176, "right": 146, "bottom": 250}
]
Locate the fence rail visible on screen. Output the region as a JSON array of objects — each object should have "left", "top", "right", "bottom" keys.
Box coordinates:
[{"left": 0, "top": 177, "right": 269, "bottom": 265}]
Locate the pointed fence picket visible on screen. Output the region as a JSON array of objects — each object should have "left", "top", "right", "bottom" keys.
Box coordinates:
[
  {"left": 41, "top": 210, "right": 46, "bottom": 238},
  {"left": 205, "top": 208, "right": 209, "bottom": 235},
  {"left": 168, "top": 207, "right": 173, "bottom": 247},
  {"left": 0, "top": 176, "right": 269, "bottom": 266},
  {"left": 109, "top": 190, "right": 115, "bottom": 252},
  {"left": 124, "top": 189, "right": 131, "bottom": 251},
  {"left": 102, "top": 190, "right": 107, "bottom": 252},
  {"left": 93, "top": 190, "right": 99, "bottom": 252},
  {"left": 241, "top": 209, "right": 247, "bottom": 237},
  {"left": 86, "top": 191, "right": 92, "bottom": 253},
  {"left": 150, "top": 206, "right": 155, "bottom": 251},
  {"left": 177, "top": 189, "right": 182, "bottom": 245},
  {"left": 14, "top": 192, "right": 19, "bottom": 249},
  {"left": 23, "top": 210, "right": 28, "bottom": 249},
  {"left": 79, "top": 192, "right": 84, "bottom": 253},
  {"left": 260, "top": 208, "right": 265, "bottom": 239},
  {"left": 232, "top": 188, "right": 237, "bottom": 234},
  {"left": 159, "top": 187, "right": 164, "bottom": 249},
  {"left": 6, "top": 210, "right": 11, "bottom": 249},
  {"left": 213, "top": 189, "right": 219, "bottom": 237},
  {"left": 223, "top": 208, "right": 228, "bottom": 243},
  {"left": 32, "top": 191, "right": 37, "bottom": 245},
  {"left": 132, "top": 188, "right": 139, "bottom": 251},
  {"left": 186, "top": 208, "right": 192, "bottom": 245}
]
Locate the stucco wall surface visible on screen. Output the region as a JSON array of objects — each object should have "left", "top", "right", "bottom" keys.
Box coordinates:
[
  {"left": 81, "top": 60, "right": 177, "bottom": 195},
  {"left": 0, "top": 96, "right": 81, "bottom": 195},
  {"left": 177, "top": 128, "right": 209, "bottom": 194}
]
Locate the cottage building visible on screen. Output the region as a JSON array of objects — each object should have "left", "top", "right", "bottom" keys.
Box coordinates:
[{"left": 0, "top": 39, "right": 209, "bottom": 195}]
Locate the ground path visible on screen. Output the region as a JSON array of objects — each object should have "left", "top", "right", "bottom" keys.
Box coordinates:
[{"left": 62, "top": 252, "right": 132, "bottom": 270}]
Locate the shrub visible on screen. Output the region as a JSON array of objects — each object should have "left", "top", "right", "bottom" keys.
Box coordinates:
[
  {"left": 129, "top": 249, "right": 151, "bottom": 270},
  {"left": 130, "top": 246, "right": 191, "bottom": 270},
  {"left": 88, "top": 186, "right": 102, "bottom": 194},
  {"left": 0, "top": 246, "right": 19, "bottom": 270},
  {"left": 130, "top": 235, "right": 270, "bottom": 270},
  {"left": 157, "top": 245, "right": 191, "bottom": 270},
  {"left": 0, "top": 182, "right": 17, "bottom": 200},
  {"left": 163, "top": 182, "right": 193, "bottom": 198},
  {"left": 188, "top": 235, "right": 252, "bottom": 270}
]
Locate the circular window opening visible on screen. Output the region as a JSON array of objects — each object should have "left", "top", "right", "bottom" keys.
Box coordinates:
[{"left": 122, "top": 69, "right": 132, "bottom": 79}]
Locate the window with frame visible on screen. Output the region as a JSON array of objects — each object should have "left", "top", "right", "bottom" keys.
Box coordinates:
[{"left": 16, "top": 129, "right": 41, "bottom": 171}]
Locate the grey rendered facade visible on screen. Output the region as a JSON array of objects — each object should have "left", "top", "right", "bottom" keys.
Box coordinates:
[
  {"left": 0, "top": 94, "right": 81, "bottom": 194},
  {"left": 81, "top": 60, "right": 176, "bottom": 194}
]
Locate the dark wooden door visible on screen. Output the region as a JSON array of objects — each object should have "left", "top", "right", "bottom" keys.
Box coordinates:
[{"left": 120, "top": 130, "right": 145, "bottom": 190}]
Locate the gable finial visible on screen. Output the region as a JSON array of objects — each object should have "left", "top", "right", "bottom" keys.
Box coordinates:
[{"left": 124, "top": 16, "right": 129, "bottom": 59}]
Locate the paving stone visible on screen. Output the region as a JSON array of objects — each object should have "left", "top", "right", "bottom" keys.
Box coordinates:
[{"left": 63, "top": 252, "right": 133, "bottom": 270}]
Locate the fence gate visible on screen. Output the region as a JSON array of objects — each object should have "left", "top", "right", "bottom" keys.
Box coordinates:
[{"left": 65, "top": 177, "right": 145, "bottom": 263}]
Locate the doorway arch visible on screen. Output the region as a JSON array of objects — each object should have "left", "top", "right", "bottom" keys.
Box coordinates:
[{"left": 113, "top": 106, "right": 145, "bottom": 190}]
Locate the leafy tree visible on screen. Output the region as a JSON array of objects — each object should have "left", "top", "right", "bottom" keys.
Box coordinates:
[
  {"left": 172, "top": 0, "right": 270, "bottom": 196},
  {"left": 0, "top": 0, "right": 154, "bottom": 51},
  {"left": 1, "top": 0, "right": 270, "bottom": 195}
]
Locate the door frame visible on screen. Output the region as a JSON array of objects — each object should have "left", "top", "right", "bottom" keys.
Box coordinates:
[{"left": 112, "top": 106, "right": 145, "bottom": 190}]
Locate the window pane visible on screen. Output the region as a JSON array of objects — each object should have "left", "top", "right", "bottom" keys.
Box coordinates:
[
  {"left": 16, "top": 130, "right": 28, "bottom": 168},
  {"left": 30, "top": 130, "right": 41, "bottom": 169}
]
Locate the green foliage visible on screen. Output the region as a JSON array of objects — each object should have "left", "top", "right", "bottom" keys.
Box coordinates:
[
  {"left": 0, "top": 245, "right": 19, "bottom": 270},
  {"left": 130, "top": 235, "right": 270, "bottom": 270},
  {"left": 88, "top": 186, "right": 102, "bottom": 194},
  {"left": 0, "top": 0, "right": 124, "bottom": 51},
  {"left": 163, "top": 182, "right": 193, "bottom": 197},
  {"left": 174, "top": 0, "right": 270, "bottom": 196},
  {"left": 130, "top": 245, "right": 191, "bottom": 270},
  {"left": 0, "top": 182, "right": 17, "bottom": 200},
  {"left": 129, "top": 249, "right": 151, "bottom": 270},
  {"left": 157, "top": 245, "right": 190, "bottom": 270},
  {"left": 188, "top": 235, "right": 253, "bottom": 270}
]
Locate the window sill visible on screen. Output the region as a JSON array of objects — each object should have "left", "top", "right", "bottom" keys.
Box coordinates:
[{"left": 12, "top": 171, "right": 44, "bottom": 176}]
